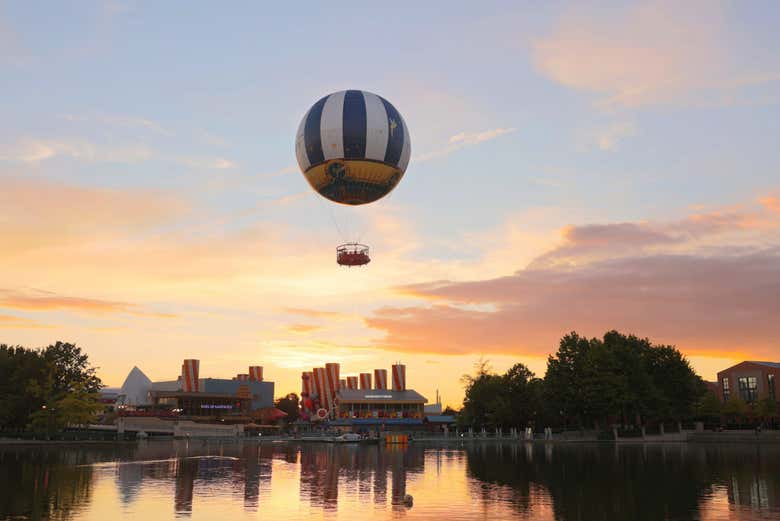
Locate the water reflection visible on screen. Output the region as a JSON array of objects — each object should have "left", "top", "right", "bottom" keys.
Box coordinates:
[{"left": 0, "top": 441, "right": 778, "bottom": 520}]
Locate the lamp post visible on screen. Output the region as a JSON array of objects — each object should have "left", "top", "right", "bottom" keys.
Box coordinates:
[{"left": 41, "top": 405, "right": 56, "bottom": 440}]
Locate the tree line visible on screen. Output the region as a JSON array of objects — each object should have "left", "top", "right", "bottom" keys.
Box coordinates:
[
  {"left": 458, "top": 330, "right": 723, "bottom": 431},
  {"left": 0, "top": 342, "right": 103, "bottom": 433}
]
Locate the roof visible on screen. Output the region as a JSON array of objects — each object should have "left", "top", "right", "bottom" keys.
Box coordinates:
[
  {"left": 150, "top": 380, "right": 180, "bottom": 392},
  {"left": 747, "top": 361, "right": 780, "bottom": 369},
  {"left": 718, "top": 360, "right": 780, "bottom": 375},
  {"left": 149, "top": 390, "right": 250, "bottom": 400},
  {"left": 425, "top": 415, "right": 456, "bottom": 423},
  {"left": 330, "top": 418, "right": 424, "bottom": 426},
  {"left": 336, "top": 389, "right": 427, "bottom": 404},
  {"left": 119, "top": 366, "right": 152, "bottom": 405}
]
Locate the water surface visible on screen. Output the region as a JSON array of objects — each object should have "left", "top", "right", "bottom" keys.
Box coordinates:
[{"left": 1, "top": 441, "right": 778, "bottom": 520}]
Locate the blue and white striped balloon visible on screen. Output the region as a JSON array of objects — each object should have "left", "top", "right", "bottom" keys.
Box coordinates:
[{"left": 295, "top": 90, "right": 411, "bottom": 205}]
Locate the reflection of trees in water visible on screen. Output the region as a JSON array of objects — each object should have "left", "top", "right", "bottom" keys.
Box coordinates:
[
  {"left": 465, "top": 443, "right": 780, "bottom": 520},
  {"left": 0, "top": 444, "right": 137, "bottom": 520}
]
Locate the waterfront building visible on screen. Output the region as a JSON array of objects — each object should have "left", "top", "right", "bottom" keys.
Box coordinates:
[
  {"left": 300, "top": 362, "right": 430, "bottom": 431},
  {"left": 115, "top": 359, "right": 275, "bottom": 418},
  {"left": 716, "top": 361, "right": 779, "bottom": 404}
]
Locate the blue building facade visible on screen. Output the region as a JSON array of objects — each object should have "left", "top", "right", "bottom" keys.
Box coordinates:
[{"left": 201, "top": 378, "right": 274, "bottom": 411}]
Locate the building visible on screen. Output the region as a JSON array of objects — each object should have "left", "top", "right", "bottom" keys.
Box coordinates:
[
  {"left": 116, "top": 359, "right": 275, "bottom": 419},
  {"left": 299, "top": 362, "right": 429, "bottom": 431},
  {"left": 717, "top": 361, "right": 778, "bottom": 404}
]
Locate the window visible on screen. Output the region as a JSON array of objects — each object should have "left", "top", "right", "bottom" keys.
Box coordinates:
[
  {"left": 738, "top": 376, "right": 758, "bottom": 402},
  {"left": 769, "top": 374, "right": 776, "bottom": 401},
  {"left": 722, "top": 377, "right": 730, "bottom": 402}
]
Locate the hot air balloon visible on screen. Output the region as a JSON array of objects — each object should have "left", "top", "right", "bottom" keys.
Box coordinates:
[{"left": 295, "top": 90, "right": 411, "bottom": 266}]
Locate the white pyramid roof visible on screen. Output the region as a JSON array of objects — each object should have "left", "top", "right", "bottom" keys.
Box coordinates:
[{"left": 118, "top": 366, "right": 153, "bottom": 406}]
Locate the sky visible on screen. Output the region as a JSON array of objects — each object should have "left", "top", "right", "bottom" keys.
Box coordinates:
[{"left": 1, "top": 1, "right": 779, "bottom": 408}]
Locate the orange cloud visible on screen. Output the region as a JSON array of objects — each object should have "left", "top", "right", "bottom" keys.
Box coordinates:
[
  {"left": 759, "top": 196, "right": 780, "bottom": 214},
  {"left": 284, "top": 308, "right": 346, "bottom": 319},
  {"left": 0, "top": 313, "right": 52, "bottom": 329},
  {"left": 0, "top": 289, "right": 176, "bottom": 318},
  {"left": 0, "top": 176, "right": 187, "bottom": 255},
  {"left": 285, "top": 324, "right": 324, "bottom": 334}
]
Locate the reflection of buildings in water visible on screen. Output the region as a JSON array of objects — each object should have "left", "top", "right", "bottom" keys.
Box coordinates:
[
  {"left": 240, "top": 444, "right": 273, "bottom": 511},
  {"left": 727, "top": 472, "right": 776, "bottom": 511},
  {"left": 295, "top": 444, "right": 425, "bottom": 513},
  {"left": 373, "top": 447, "right": 388, "bottom": 506},
  {"left": 116, "top": 461, "right": 145, "bottom": 505},
  {"left": 388, "top": 447, "right": 407, "bottom": 510},
  {"left": 174, "top": 458, "right": 198, "bottom": 515}
]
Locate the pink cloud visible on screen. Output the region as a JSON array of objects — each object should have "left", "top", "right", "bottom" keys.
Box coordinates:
[
  {"left": 369, "top": 250, "right": 780, "bottom": 359},
  {"left": 370, "top": 197, "right": 780, "bottom": 360}
]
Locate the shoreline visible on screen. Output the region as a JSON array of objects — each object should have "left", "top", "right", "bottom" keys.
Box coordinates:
[{"left": 2, "top": 433, "right": 778, "bottom": 446}]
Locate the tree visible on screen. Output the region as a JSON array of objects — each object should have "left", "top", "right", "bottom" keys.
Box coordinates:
[
  {"left": 695, "top": 392, "right": 722, "bottom": 420},
  {"left": 722, "top": 396, "right": 748, "bottom": 420},
  {"left": 0, "top": 345, "right": 51, "bottom": 429},
  {"left": 55, "top": 383, "right": 104, "bottom": 428},
  {"left": 542, "top": 331, "right": 705, "bottom": 429},
  {"left": 44, "top": 342, "right": 102, "bottom": 395},
  {"left": 442, "top": 406, "right": 459, "bottom": 416},
  {"left": 755, "top": 397, "right": 777, "bottom": 420},
  {"left": 458, "top": 360, "right": 541, "bottom": 430},
  {"left": 458, "top": 364, "right": 504, "bottom": 430},
  {"left": 544, "top": 332, "right": 592, "bottom": 428},
  {"left": 275, "top": 393, "right": 300, "bottom": 423},
  {"left": 0, "top": 342, "right": 102, "bottom": 432}
]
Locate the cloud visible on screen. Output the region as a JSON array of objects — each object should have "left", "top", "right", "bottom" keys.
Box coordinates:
[
  {"left": 760, "top": 196, "right": 780, "bottom": 214},
  {"left": 368, "top": 250, "right": 780, "bottom": 359},
  {"left": 283, "top": 307, "right": 347, "bottom": 319},
  {"left": 60, "top": 113, "right": 173, "bottom": 136},
  {"left": 0, "top": 138, "right": 153, "bottom": 163},
  {"left": 414, "top": 127, "right": 516, "bottom": 162},
  {"left": 285, "top": 324, "right": 324, "bottom": 334},
  {"left": 367, "top": 195, "right": 780, "bottom": 360},
  {"left": 0, "top": 313, "right": 52, "bottom": 329},
  {"left": 0, "top": 176, "right": 187, "bottom": 254},
  {"left": 173, "top": 156, "right": 236, "bottom": 170},
  {"left": 529, "top": 205, "right": 780, "bottom": 269},
  {"left": 533, "top": 1, "right": 780, "bottom": 108},
  {"left": 0, "top": 137, "right": 235, "bottom": 169},
  {"left": 0, "top": 288, "right": 177, "bottom": 318},
  {"left": 590, "top": 121, "right": 636, "bottom": 151}
]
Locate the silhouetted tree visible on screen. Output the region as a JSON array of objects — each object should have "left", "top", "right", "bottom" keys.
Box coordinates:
[
  {"left": 0, "top": 342, "right": 102, "bottom": 431},
  {"left": 275, "top": 393, "right": 300, "bottom": 423}
]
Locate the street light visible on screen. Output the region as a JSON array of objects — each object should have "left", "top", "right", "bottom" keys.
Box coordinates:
[{"left": 41, "top": 405, "right": 56, "bottom": 440}]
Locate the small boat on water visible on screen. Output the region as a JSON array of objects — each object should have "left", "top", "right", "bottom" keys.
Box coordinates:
[
  {"left": 296, "top": 433, "right": 380, "bottom": 444},
  {"left": 332, "top": 433, "right": 361, "bottom": 443}
]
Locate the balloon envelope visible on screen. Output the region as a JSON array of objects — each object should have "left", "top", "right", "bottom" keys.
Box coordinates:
[{"left": 295, "top": 90, "right": 411, "bottom": 205}]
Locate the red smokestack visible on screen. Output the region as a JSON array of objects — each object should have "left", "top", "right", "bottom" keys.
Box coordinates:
[
  {"left": 374, "top": 369, "right": 388, "bottom": 390},
  {"left": 392, "top": 364, "right": 406, "bottom": 391}
]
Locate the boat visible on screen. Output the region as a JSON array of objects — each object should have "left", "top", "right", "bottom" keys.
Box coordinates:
[{"left": 332, "top": 433, "right": 362, "bottom": 443}]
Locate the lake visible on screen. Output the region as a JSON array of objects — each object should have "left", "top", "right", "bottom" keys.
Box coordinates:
[{"left": 1, "top": 440, "right": 778, "bottom": 520}]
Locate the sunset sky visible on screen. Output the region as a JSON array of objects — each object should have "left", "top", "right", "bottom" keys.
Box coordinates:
[{"left": 1, "top": 1, "right": 779, "bottom": 407}]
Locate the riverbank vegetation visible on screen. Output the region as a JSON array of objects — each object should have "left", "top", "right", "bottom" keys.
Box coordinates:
[
  {"left": 459, "top": 331, "right": 717, "bottom": 431},
  {"left": 0, "top": 342, "right": 103, "bottom": 434}
]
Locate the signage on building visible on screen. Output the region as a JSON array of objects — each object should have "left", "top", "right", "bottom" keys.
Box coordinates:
[
  {"left": 364, "top": 394, "right": 393, "bottom": 399},
  {"left": 200, "top": 404, "right": 233, "bottom": 409},
  {"left": 236, "top": 384, "right": 251, "bottom": 399}
]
